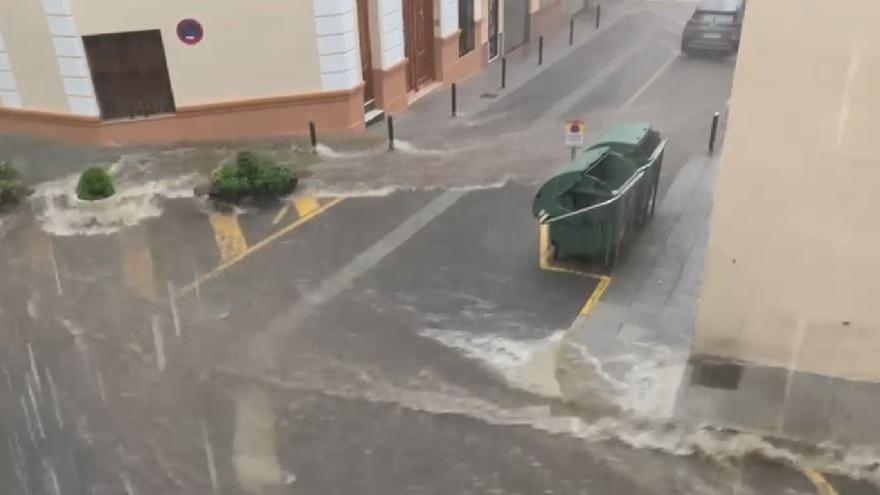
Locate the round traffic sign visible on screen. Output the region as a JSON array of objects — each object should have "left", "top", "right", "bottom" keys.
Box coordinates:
[{"left": 177, "top": 19, "right": 204, "bottom": 45}]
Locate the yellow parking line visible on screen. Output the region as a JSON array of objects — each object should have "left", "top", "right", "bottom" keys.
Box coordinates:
[
  {"left": 180, "top": 197, "right": 345, "bottom": 295},
  {"left": 801, "top": 467, "right": 839, "bottom": 495},
  {"left": 293, "top": 196, "right": 320, "bottom": 217},
  {"left": 209, "top": 212, "right": 249, "bottom": 263},
  {"left": 579, "top": 275, "right": 611, "bottom": 316},
  {"left": 538, "top": 224, "right": 606, "bottom": 279}
]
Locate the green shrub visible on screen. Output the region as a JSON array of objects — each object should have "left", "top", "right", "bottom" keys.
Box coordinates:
[
  {"left": 210, "top": 164, "right": 248, "bottom": 203},
  {"left": 254, "top": 165, "right": 298, "bottom": 197},
  {"left": 0, "top": 161, "right": 28, "bottom": 208},
  {"left": 209, "top": 151, "right": 298, "bottom": 203},
  {"left": 236, "top": 150, "right": 261, "bottom": 181},
  {"left": 76, "top": 167, "right": 115, "bottom": 201}
]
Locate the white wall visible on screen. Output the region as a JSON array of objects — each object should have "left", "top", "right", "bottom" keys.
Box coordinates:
[
  {"left": 695, "top": 0, "right": 880, "bottom": 381},
  {"left": 0, "top": 0, "right": 69, "bottom": 113},
  {"left": 377, "top": 0, "right": 405, "bottom": 69},
  {"left": 313, "top": 0, "right": 362, "bottom": 91},
  {"left": 440, "top": 0, "right": 460, "bottom": 38},
  {"left": 42, "top": 0, "right": 98, "bottom": 116},
  {"left": 0, "top": 31, "right": 22, "bottom": 108},
  {"left": 72, "top": 0, "right": 324, "bottom": 106}
]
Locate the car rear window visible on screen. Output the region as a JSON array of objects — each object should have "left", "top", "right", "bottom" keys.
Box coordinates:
[{"left": 693, "top": 13, "right": 735, "bottom": 24}]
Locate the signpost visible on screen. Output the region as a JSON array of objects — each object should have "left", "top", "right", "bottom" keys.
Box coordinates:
[{"left": 565, "top": 119, "right": 586, "bottom": 159}]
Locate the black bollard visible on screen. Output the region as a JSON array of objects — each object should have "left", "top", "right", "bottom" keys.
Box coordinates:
[
  {"left": 308, "top": 121, "right": 317, "bottom": 153},
  {"left": 387, "top": 116, "right": 395, "bottom": 151},
  {"left": 596, "top": 4, "right": 601, "bottom": 29},
  {"left": 569, "top": 18, "right": 575, "bottom": 46},
  {"left": 709, "top": 112, "right": 720, "bottom": 154},
  {"left": 501, "top": 57, "right": 507, "bottom": 89},
  {"left": 451, "top": 83, "right": 457, "bottom": 117},
  {"left": 538, "top": 36, "right": 544, "bottom": 65}
]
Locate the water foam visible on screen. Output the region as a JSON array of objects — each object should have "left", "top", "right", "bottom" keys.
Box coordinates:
[
  {"left": 314, "top": 143, "right": 384, "bottom": 159},
  {"left": 411, "top": 328, "right": 880, "bottom": 485},
  {"left": 419, "top": 329, "right": 564, "bottom": 397},
  {"left": 30, "top": 157, "right": 201, "bottom": 236},
  {"left": 303, "top": 179, "right": 511, "bottom": 199},
  {"left": 392, "top": 139, "right": 478, "bottom": 156},
  {"left": 231, "top": 358, "right": 880, "bottom": 489}
]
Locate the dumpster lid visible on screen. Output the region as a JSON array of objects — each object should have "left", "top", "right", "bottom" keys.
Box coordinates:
[
  {"left": 532, "top": 146, "right": 613, "bottom": 219},
  {"left": 591, "top": 122, "right": 653, "bottom": 151}
]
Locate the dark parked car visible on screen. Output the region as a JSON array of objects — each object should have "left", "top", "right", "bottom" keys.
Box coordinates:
[{"left": 681, "top": 0, "right": 745, "bottom": 56}]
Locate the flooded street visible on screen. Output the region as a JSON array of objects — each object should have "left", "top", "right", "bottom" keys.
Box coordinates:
[{"left": 1, "top": 2, "right": 879, "bottom": 494}]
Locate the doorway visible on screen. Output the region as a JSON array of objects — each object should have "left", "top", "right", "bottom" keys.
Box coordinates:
[
  {"left": 459, "top": 0, "right": 476, "bottom": 56},
  {"left": 488, "top": 0, "right": 500, "bottom": 60},
  {"left": 503, "top": 0, "right": 530, "bottom": 53},
  {"left": 356, "top": 0, "right": 374, "bottom": 105},
  {"left": 83, "top": 30, "right": 175, "bottom": 120},
  {"left": 403, "top": 0, "right": 435, "bottom": 91}
]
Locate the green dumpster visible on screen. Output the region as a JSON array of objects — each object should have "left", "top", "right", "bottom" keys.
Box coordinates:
[{"left": 532, "top": 122, "right": 666, "bottom": 266}]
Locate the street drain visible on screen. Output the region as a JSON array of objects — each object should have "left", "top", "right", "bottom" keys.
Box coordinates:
[
  {"left": 480, "top": 92, "right": 499, "bottom": 99},
  {"left": 690, "top": 361, "right": 743, "bottom": 390}
]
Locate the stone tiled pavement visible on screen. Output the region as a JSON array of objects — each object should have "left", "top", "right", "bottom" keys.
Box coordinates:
[{"left": 556, "top": 151, "right": 714, "bottom": 418}]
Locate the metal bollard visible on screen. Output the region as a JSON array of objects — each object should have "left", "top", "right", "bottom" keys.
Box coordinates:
[
  {"left": 569, "top": 18, "right": 575, "bottom": 46},
  {"left": 708, "top": 112, "right": 720, "bottom": 154},
  {"left": 387, "top": 116, "right": 395, "bottom": 151},
  {"left": 451, "top": 83, "right": 457, "bottom": 117},
  {"left": 308, "top": 121, "right": 317, "bottom": 154},
  {"left": 538, "top": 36, "right": 544, "bottom": 65},
  {"left": 596, "top": 4, "right": 601, "bottom": 29},
  {"left": 501, "top": 57, "right": 507, "bottom": 89}
]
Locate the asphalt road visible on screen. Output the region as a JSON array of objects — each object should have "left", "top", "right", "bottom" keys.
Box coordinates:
[{"left": 1, "top": 2, "right": 877, "bottom": 495}]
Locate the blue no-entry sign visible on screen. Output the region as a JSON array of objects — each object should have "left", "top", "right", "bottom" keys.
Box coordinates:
[{"left": 177, "top": 19, "right": 204, "bottom": 45}]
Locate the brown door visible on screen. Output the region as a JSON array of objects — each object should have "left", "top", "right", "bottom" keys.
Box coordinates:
[
  {"left": 83, "top": 30, "right": 175, "bottom": 120},
  {"left": 356, "top": 0, "right": 374, "bottom": 104},
  {"left": 403, "top": 0, "right": 435, "bottom": 91}
]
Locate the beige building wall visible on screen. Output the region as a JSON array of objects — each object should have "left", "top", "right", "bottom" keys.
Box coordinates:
[
  {"left": 70, "top": 0, "right": 324, "bottom": 107},
  {"left": 695, "top": 0, "right": 880, "bottom": 381},
  {"left": 0, "top": 0, "right": 69, "bottom": 112}
]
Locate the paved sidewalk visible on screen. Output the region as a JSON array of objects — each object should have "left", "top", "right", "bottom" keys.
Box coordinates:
[{"left": 555, "top": 151, "right": 714, "bottom": 418}]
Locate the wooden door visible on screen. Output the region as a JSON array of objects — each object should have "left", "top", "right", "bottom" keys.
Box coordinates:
[
  {"left": 356, "top": 0, "right": 374, "bottom": 103},
  {"left": 83, "top": 30, "right": 175, "bottom": 120},
  {"left": 403, "top": 0, "right": 435, "bottom": 91}
]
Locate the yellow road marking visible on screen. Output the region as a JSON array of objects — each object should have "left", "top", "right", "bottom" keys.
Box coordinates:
[
  {"left": 209, "top": 212, "right": 248, "bottom": 263},
  {"left": 622, "top": 53, "right": 677, "bottom": 110},
  {"left": 119, "top": 227, "right": 157, "bottom": 301},
  {"left": 538, "top": 224, "right": 612, "bottom": 317},
  {"left": 271, "top": 205, "right": 290, "bottom": 226},
  {"left": 579, "top": 275, "right": 611, "bottom": 316},
  {"left": 538, "top": 224, "right": 606, "bottom": 279},
  {"left": 180, "top": 197, "right": 345, "bottom": 295},
  {"left": 801, "top": 467, "right": 839, "bottom": 495},
  {"left": 293, "top": 196, "right": 320, "bottom": 217}
]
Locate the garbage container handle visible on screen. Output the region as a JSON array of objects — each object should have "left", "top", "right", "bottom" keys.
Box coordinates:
[{"left": 544, "top": 139, "right": 667, "bottom": 225}]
